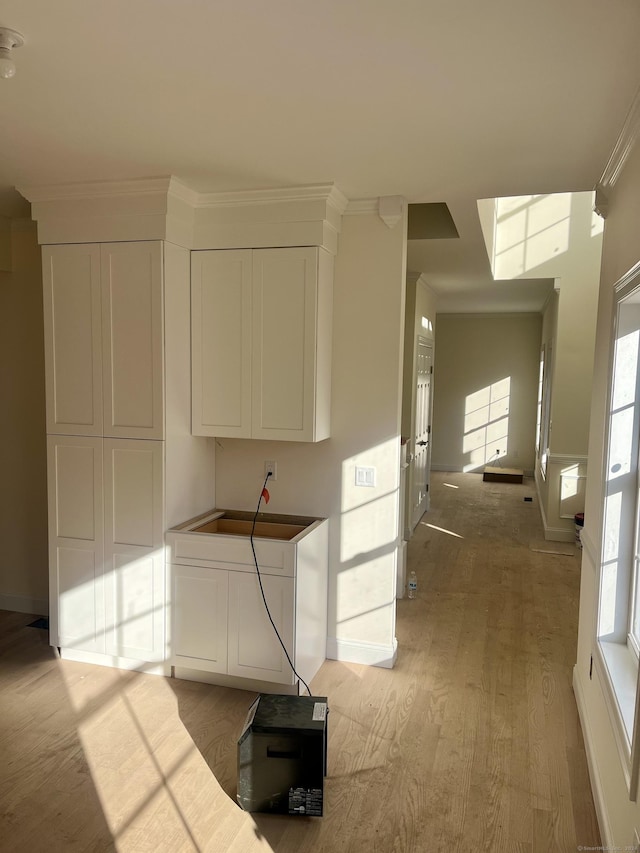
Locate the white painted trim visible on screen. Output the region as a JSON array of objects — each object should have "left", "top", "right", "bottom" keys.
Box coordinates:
[
  {"left": 435, "top": 311, "right": 544, "bottom": 320},
  {"left": 407, "top": 270, "right": 438, "bottom": 301},
  {"left": 598, "top": 82, "right": 640, "bottom": 193},
  {"left": 379, "top": 196, "right": 406, "bottom": 229},
  {"left": 19, "top": 177, "right": 346, "bottom": 213},
  {"left": 344, "top": 198, "right": 378, "bottom": 215},
  {"left": 0, "top": 594, "right": 48, "bottom": 615},
  {"left": 541, "top": 526, "right": 575, "bottom": 543},
  {"left": 195, "top": 183, "right": 348, "bottom": 212},
  {"left": 59, "top": 647, "right": 170, "bottom": 676},
  {"left": 173, "top": 666, "right": 300, "bottom": 695},
  {"left": 23, "top": 177, "right": 347, "bottom": 252},
  {"left": 548, "top": 452, "right": 589, "bottom": 465},
  {"left": 573, "top": 664, "right": 612, "bottom": 848},
  {"left": 326, "top": 636, "right": 398, "bottom": 669},
  {"left": 594, "top": 82, "right": 640, "bottom": 218},
  {"left": 430, "top": 463, "right": 535, "bottom": 477},
  {"left": 580, "top": 527, "right": 599, "bottom": 569},
  {"left": 18, "top": 176, "right": 182, "bottom": 203}
]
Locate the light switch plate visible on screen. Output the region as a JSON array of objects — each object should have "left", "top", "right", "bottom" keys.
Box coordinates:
[{"left": 355, "top": 466, "right": 376, "bottom": 487}]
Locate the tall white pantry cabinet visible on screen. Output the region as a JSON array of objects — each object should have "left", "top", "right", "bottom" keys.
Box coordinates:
[{"left": 42, "top": 240, "right": 214, "bottom": 670}]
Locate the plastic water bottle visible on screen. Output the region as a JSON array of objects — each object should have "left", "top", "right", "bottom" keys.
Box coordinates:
[{"left": 408, "top": 570, "right": 417, "bottom": 599}]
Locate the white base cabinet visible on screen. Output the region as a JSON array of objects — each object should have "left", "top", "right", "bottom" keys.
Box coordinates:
[
  {"left": 47, "top": 435, "right": 165, "bottom": 662},
  {"left": 167, "top": 514, "right": 328, "bottom": 691}
]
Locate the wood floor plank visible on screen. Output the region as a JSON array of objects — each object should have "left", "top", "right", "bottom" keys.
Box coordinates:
[{"left": 0, "top": 472, "right": 601, "bottom": 852}]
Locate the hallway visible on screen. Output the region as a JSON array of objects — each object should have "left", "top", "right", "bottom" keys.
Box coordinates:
[
  {"left": 394, "top": 470, "right": 600, "bottom": 850},
  {"left": 0, "top": 472, "right": 600, "bottom": 852}
]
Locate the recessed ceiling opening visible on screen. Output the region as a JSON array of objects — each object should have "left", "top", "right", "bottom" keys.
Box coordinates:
[{"left": 408, "top": 203, "right": 459, "bottom": 240}]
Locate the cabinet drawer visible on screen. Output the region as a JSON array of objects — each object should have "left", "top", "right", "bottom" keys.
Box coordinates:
[{"left": 167, "top": 533, "right": 295, "bottom": 577}]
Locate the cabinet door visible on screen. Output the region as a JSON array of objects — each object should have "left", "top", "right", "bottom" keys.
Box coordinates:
[
  {"left": 101, "top": 242, "right": 164, "bottom": 439},
  {"left": 42, "top": 244, "right": 103, "bottom": 436},
  {"left": 47, "top": 435, "right": 105, "bottom": 652},
  {"left": 103, "top": 438, "right": 165, "bottom": 661},
  {"left": 172, "top": 565, "right": 229, "bottom": 673},
  {"left": 251, "top": 247, "right": 320, "bottom": 441},
  {"left": 227, "top": 571, "right": 295, "bottom": 684},
  {"left": 191, "top": 249, "right": 252, "bottom": 438}
]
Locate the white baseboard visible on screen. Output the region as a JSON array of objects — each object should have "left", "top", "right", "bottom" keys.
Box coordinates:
[
  {"left": 173, "top": 666, "right": 299, "bottom": 695},
  {"left": 542, "top": 526, "right": 576, "bottom": 543},
  {"left": 0, "top": 594, "right": 48, "bottom": 616},
  {"left": 60, "top": 648, "right": 170, "bottom": 677},
  {"left": 573, "top": 665, "right": 611, "bottom": 847},
  {"left": 326, "top": 636, "right": 398, "bottom": 669},
  {"left": 430, "top": 464, "right": 534, "bottom": 477}
]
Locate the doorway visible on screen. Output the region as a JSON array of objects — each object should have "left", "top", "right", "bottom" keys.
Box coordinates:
[{"left": 410, "top": 336, "right": 433, "bottom": 530}]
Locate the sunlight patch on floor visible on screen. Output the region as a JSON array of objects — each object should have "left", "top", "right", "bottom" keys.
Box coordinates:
[
  {"left": 421, "top": 522, "right": 464, "bottom": 539},
  {"left": 58, "top": 662, "right": 273, "bottom": 853}
]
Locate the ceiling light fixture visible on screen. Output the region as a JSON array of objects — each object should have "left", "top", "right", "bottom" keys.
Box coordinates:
[{"left": 0, "top": 27, "right": 24, "bottom": 79}]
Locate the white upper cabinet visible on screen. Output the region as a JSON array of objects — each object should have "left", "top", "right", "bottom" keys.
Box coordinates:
[
  {"left": 43, "top": 241, "right": 164, "bottom": 439},
  {"left": 192, "top": 246, "right": 333, "bottom": 442},
  {"left": 101, "top": 243, "right": 164, "bottom": 439},
  {"left": 42, "top": 244, "right": 103, "bottom": 436},
  {"left": 191, "top": 249, "right": 252, "bottom": 438}
]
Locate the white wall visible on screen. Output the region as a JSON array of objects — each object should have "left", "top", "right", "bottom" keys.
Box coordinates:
[
  {"left": 430, "top": 313, "right": 541, "bottom": 473},
  {"left": 0, "top": 221, "right": 48, "bottom": 614},
  {"left": 215, "top": 210, "right": 407, "bottom": 667},
  {"left": 575, "top": 140, "right": 640, "bottom": 849}
]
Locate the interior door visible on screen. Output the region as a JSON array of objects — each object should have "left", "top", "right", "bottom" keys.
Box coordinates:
[{"left": 411, "top": 338, "right": 433, "bottom": 528}]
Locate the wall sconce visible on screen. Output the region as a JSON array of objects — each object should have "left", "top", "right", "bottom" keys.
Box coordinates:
[{"left": 0, "top": 27, "right": 24, "bottom": 79}]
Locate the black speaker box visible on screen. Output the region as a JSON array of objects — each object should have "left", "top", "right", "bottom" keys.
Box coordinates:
[{"left": 237, "top": 693, "right": 328, "bottom": 816}]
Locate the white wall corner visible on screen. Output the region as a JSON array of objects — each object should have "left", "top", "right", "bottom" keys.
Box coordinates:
[{"left": 379, "top": 196, "right": 406, "bottom": 229}]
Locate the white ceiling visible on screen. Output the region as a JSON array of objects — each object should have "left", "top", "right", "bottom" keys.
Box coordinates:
[{"left": 3, "top": 0, "right": 640, "bottom": 312}]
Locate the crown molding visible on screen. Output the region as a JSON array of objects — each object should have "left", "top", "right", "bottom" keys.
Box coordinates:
[
  {"left": 594, "top": 82, "right": 640, "bottom": 217},
  {"left": 344, "top": 198, "right": 379, "bottom": 215},
  {"left": 21, "top": 176, "right": 348, "bottom": 252},
  {"left": 17, "top": 176, "right": 184, "bottom": 204},
  {"left": 18, "top": 177, "right": 343, "bottom": 212},
  {"left": 195, "top": 183, "right": 347, "bottom": 211}
]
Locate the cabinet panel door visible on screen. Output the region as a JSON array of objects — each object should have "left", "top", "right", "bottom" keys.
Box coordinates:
[
  {"left": 103, "top": 438, "right": 165, "bottom": 661},
  {"left": 191, "top": 249, "right": 252, "bottom": 438},
  {"left": 101, "top": 242, "right": 164, "bottom": 439},
  {"left": 42, "top": 244, "right": 103, "bottom": 435},
  {"left": 47, "top": 435, "right": 104, "bottom": 652},
  {"left": 251, "top": 247, "right": 317, "bottom": 441},
  {"left": 227, "top": 571, "right": 295, "bottom": 684},
  {"left": 172, "top": 565, "right": 229, "bottom": 673}
]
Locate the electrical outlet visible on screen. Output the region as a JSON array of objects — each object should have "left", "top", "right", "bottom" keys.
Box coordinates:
[{"left": 264, "top": 460, "right": 277, "bottom": 481}]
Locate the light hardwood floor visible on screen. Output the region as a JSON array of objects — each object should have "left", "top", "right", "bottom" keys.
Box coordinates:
[{"left": 0, "top": 472, "right": 600, "bottom": 852}]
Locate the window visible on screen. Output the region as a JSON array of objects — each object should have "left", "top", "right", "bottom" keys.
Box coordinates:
[{"left": 597, "top": 261, "right": 640, "bottom": 798}]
